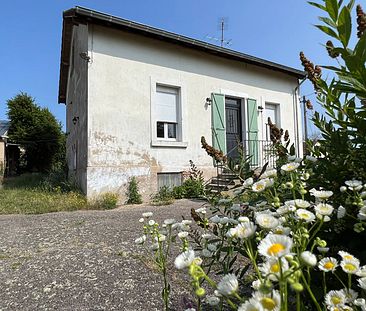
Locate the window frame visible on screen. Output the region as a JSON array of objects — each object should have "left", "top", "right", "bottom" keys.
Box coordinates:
[
  {"left": 264, "top": 102, "right": 281, "bottom": 140},
  {"left": 150, "top": 77, "right": 188, "bottom": 148}
]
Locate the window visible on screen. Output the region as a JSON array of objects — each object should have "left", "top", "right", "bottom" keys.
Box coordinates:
[
  {"left": 155, "top": 85, "right": 180, "bottom": 140},
  {"left": 264, "top": 103, "right": 280, "bottom": 140},
  {"left": 157, "top": 172, "right": 182, "bottom": 189}
]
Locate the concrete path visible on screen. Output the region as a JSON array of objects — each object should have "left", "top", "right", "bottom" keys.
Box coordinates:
[{"left": 0, "top": 200, "right": 206, "bottom": 311}]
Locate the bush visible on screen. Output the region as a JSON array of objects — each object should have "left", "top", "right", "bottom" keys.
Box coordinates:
[
  {"left": 125, "top": 177, "right": 143, "bottom": 204},
  {"left": 150, "top": 186, "right": 174, "bottom": 205},
  {"left": 89, "top": 192, "right": 119, "bottom": 210}
]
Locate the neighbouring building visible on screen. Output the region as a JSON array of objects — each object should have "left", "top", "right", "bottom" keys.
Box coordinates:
[
  {"left": 0, "top": 120, "right": 9, "bottom": 177},
  {"left": 58, "top": 7, "right": 305, "bottom": 199}
]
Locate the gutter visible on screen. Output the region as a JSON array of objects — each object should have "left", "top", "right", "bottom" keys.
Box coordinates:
[{"left": 293, "top": 77, "right": 307, "bottom": 156}]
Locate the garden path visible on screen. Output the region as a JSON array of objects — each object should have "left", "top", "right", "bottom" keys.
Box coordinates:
[{"left": 0, "top": 199, "right": 205, "bottom": 311}]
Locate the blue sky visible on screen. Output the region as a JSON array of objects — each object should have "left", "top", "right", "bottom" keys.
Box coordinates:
[{"left": 0, "top": 0, "right": 340, "bottom": 137}]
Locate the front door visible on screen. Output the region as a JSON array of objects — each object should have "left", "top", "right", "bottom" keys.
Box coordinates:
[{"left": 225, "top": 97, "right": 242, "bottom": 159}]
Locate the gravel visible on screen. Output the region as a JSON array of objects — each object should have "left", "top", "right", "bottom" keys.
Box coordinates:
[{"left": 0, "top": 199, "right": 206, "bottom": 311}]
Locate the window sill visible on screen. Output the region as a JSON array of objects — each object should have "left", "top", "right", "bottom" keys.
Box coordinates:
[{"left": 151, "top": 140, "right": 188, "bottom": 148}]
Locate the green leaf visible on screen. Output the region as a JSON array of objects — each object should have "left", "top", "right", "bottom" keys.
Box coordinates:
[
  {"left": 308, "top": 1, "right": 327, "bottom": 10},
  {"left": 326, "top": 0, "right": 339, "bottom": 21},
  {"left": 315, "top": 25, "right": 339, "bottom": 38},
  {"left": 346, "top": 0, "right": 355, "bottom": 10},
  {"left": 319, "top": 16, "right": 337, "bottom": 27},
  {"left": 337, "top": 6, "right": 352, "bottom": 47}
]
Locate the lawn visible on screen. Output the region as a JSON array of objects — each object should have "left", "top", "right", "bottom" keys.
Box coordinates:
[{"left": 0, "top": 173, "right": 88, "bottom": 214}]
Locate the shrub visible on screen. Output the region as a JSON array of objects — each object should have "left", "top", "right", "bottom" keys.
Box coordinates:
[
  {"left": 90, "top": 192, "right": 119, "bottom": 210},
  {"left": 125, "top": 176, "right": 143, "bottom": 204},
  {"left": 150, "top": 186, "right": 174, "bottom": 205}
]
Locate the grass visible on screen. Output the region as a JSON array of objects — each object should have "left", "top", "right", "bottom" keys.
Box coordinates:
[{"left": 0, "top": 173, "right": 117, "bottom": 215}]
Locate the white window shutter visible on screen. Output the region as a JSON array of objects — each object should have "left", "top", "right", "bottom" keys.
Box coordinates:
[{"left": 156, "top": 86, "right": 178, "bottom": 123}]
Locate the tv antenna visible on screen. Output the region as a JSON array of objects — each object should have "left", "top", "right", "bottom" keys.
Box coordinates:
[{"left": 205, "top": 17, "right": 232, "bottom": 47}]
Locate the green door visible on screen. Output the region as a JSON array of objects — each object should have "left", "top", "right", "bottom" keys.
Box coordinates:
[
  {"left": 247, "top": 98, "right": 259, "bottom": 166},
  {"left": 211, "top": 93, "right": 226, "bottom": 154}
]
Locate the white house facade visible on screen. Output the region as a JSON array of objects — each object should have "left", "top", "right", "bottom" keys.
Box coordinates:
[{"left": 58, "top": 7, "right": 305, "bottom": 199}]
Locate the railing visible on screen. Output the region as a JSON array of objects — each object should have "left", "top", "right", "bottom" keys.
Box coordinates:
[
  {"left": 225, "top": 139, "right": 277, "bottom": 169},
  {"left": 207, "top": 139, "right": 277, "bottom": 194}
]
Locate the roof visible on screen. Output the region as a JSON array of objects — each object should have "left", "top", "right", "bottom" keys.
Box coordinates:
[
  {"left": 0, "top": 120, "right": 9, "bottom": 137},
  {"left": 58, "top": 6, "right": 306, "bottom": 103}
]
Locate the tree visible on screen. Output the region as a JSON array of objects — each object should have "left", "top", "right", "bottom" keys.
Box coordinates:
[{"left": 7, "top": 92, "right": 64, "bottom": 172}]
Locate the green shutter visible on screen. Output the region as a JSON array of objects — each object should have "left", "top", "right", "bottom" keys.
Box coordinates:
[
  {"left": 211, "top": 93, "right": 226, "bottom": 154},
  {"left": 247, "top": 99, "right": 259, "bottom": 166}
]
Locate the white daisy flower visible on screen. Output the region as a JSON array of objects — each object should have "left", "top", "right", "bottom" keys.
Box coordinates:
[
  {"left": 276, "top": 206, "right": 290, "bottom": 215},
  {"left": 318, "top": 257, "right": 338, "bottom": 272},
  {"left": 217, "top": 274, "right": 238, "bottom": 296},
  {"left": 174, "top": 249, "right": 195, "bottom": 269},
  {"left": 259, "top": 258, "right": 289, "bottom": 281},
  {"left": 258, "top": 234, "right": 293, "bottom": 258},
  {"left": 357, "top": 265, "right": 366, "bottom": 277},
  {"left": 181, "top": 220, "right": 192, "bottom": 225},
  {"left": 281, "top": 162, "right": 300, "bottom": 172},
  {"left": 148, "top": 219, "right": 156, "bottom": 226},
  {"left": 338, "top": 251, "right": 358, "bottom": 262},
  {"left": 252, "top": 180, "right": 267, "bottom": 192},
  {"left": 272, "top": 225, "right": 291, "bottom": 236},
  {"left": 196, "top": 207, "right": 207, "bottom": 214},
  {"left": 316, "top": 213, "right": 331, "bottom": 222},
  {"left": 178, "top": 231, "right": 189, "bottom": 239},
  {"left": 324, "top": 290, "right": 346, "bottom": 309},
  {"left": 358, "top": 277, "right": 366, "bottom": 290},
  {"left": 345, "top": 180, "right": 363, "bottom": 190},
  {"left": 163, "top": 218, "right": 176, "bottom": 225},
  {"left": 260, "top": 169, "right": 277, "bottom": 179},
  {"left": 337, "top": 206, "right": 346, "bottom": 219},
  {"left": 252, "top": 290, "right": 281, "bottom": 311},
  {"left": 226, "top": 227, "right": 237, "bottom": 238},
  {"left": 155, "top": 234, "right": 166, "bottom": 242},
  {"left": 293, "top": 199, "right": 311, "bottom": 209},
  {"left": 210, "top": 215, "right": 221, "bottom": 223},
  {"left": 138, "top": 218, "right": 144, "bottom": 223},
  {"left": 134, "top": 235, "right": 146, "bottom": 244},
  {"left": 355, "top": 298, "right": 366, "bottom": 310},
  {"left": 315, "top": 203, "right": 334, "bottom": 216},
  {"left": 263, "top": 178, "right": 275, "bottom": 188},
  {"left": 251, "top": 280, "right": 261, "bottom": 290},
  {"left": 310, "top": 189, "right": 333, "bottom": 200},
  {"left": 201, "top": 233, "right": 211, "bottom": 240},
  {"left": 142, "top": 212, "right": 153, "bottom": 218},
  {"left": 238, "top": 216, "right": 250, "bottom": 223},
  {"left": 301, "top": 251, "right": 317, "bottom": 266},
  {"left": 296, "top": 209, "right": 316, "bottom": 223},
  {"left": 317, "top": 247, "right": 329, "bottom": 253},
  {"left": 341, "top": 259, "right": 360, "bottom": 274},
  {"left": 238, "top": 298, "right": 265, "bottom": 311},
  {"left": 255, "top": 214, "right": 279, "bottom": 229},
  {"left": 243, "top": 177, "right": 254, "bottom": 187},
  {"left": 358, "top": 206, "right": 366, "bottom": 220},
  {"left": 234, "top": 222, "right": 257, "bottom": 239},
  {"left": 341, "top": 288, "right": 358, "bottom": 303}
]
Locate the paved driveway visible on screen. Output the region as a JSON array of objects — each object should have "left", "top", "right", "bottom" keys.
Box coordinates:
[{"left": 0, "top": 200, "right": 205, "bottom": 311}]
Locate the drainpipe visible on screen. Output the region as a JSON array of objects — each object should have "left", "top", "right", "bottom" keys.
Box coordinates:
[{"left": 293, "top": 77, "right": 306, "bottom": 156}]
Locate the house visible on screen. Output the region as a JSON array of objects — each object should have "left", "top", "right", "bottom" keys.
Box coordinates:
[{"left": 58, "top": 7, "right": 305, "bottom": 199}]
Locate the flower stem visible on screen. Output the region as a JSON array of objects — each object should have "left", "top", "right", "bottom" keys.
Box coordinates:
[{"left": 301, "top": 273, "right": 322, "bottom": 311}]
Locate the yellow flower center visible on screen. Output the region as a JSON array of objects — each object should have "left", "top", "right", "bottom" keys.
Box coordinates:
[
  {"left": 256, "top": 184, "right": 265, "bottom": 190},
  {"left": 331, "top": 296, "right": 342, "bottom": 305},
  {"left": 324, "top": 262, "right": 334, "bottom": 270},
  {"left": 344, "top": 255, "right": 353, "bottom": 260},
  {"left": 344, "top": 263, "right": 357, "bottom": 272},
  {"left": 261, "top": 297, "right": 276, "bottom": 310},
  {"left": 270, "top": 263, "right": 280, "bottom": 273},
  {"left": 268, "top": 243, "right": 285, "bottom": 255},
  {"left": 300, "top": 213, "right": 309, "bottom": 219}
]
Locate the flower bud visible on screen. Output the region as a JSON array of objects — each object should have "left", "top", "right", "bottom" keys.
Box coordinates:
[
  {"left": 340, "top": 186, "right": 347, "bottom": 192},
  {"left": 195, "top": 287, "right": 206, "bottom": 297},
  {"left": 291, "top": 283, "right": 304, "bottom": 292}
]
